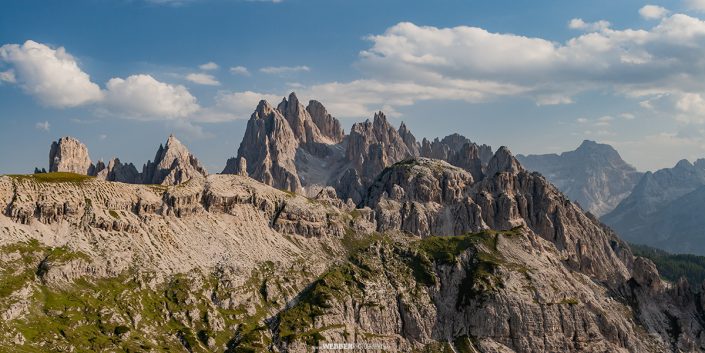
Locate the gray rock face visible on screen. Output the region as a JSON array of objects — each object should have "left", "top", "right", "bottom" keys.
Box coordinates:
[
  {"left": 421, "top": 133, "right": 493, "bottom": 166},
  {"left": 142, "top": 135, "right": 208, "bottom": 185},
  {"left": 363, "top": 149, "right": 628, "bottom": 283},
  {"left": 224, "top": 100, "right": 302, "bottom": 192},
  {"left": 47, "top": 135, "right": 203, "bottom": 186},
  {"left": 49, "top": 137, "right": 94, "bottom": 175},
  {"left": 346, "top": 111, "right": 417, "bottom": 182},
  {"left": 224, "top": 93, "right": 497, "bottom": 206},
  {"left": 94, "top": 158, "right": 141, "bottom": 184},
  {"left": 306, "top": 99, "right": 344, "bottom": 144},
  {"left": 398, "top": 122, "right": 420, "bottom": 156},
  {"left": 518, "top": 140, "right": 643, "bottom": 216},
  {"left": 603, "top": 159, "right": 705, "bottom": 254}
]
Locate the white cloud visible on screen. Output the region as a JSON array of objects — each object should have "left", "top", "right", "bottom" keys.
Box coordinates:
[
  {"left": 0, "top": 69, "right": 15, "bottom": 83},
  {"left": 577, "top": 118, "right": 589, "bottom": 123},
  {"left": 685, "top": 0, "right": 705, "bottom": 12},
  {"left": 104, "top": 74, "right": 200, "bottom": 120},
  {"left": 535, "top": 95, "right": 574, "bottom": 106},
  {"left": 198, "top": 62, "right": 218, "bottom": 70},
  {"left": 229, "top": 66, "right": 250, "bottom": 76},
  {"left": 639, "top": 5, "right": 669, "bottom": 20},
  {"left": 339, "top": 16, "right": 705, "bottom": 119},
  {"left": 194, "top": 90, "right": 283, "bottom": 122},
  {"left": 260, "top": 65, "right": 310, "bottom": 74},
  {"left": 620, "top": 113, "right": 636, "bottom": 120},
  {"left": 675, "top": 92, "right": 705, "bottom": 123},
  {"left": 568, "top": 18, "right": 611, "bottom": 31},
  {"left": 99, "top": 134, "right": 107, "bottom": 140},
  {"left": 35, "top": 121, "right": 50, "bottom": 131},
  {"left": 0, "top": 40, "right": 103, "bottom": 107},
  {"left": 185, "top": 73, "right": 220, "bottom": 86}
]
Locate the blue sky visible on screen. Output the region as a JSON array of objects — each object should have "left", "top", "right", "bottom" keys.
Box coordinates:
[{"left": 2, "top": 0, "right": 705, "bottom": 173}]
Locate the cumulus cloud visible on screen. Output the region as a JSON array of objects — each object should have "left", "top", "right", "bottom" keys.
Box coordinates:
[
  {"left": 260, "top": 65, "right": 310, "bottom": 74},
  {"left": 0, "top": 40, "right": 103, "bottom": 107},
  {"left": 334, "top": 16, "right": 705, "bottom": 118},
  {"left": 0, "top": 40, "right": 204, "bottom": 121},
  {"left": 639, "top": 5, "right": 669, "bottom": 19},
  {"left": 185, "top": 73, "right": 220, "bottom": 86},
  {"left": 35, "top": 121, "right": 50, "bottom": 131},
  {"left": 0, "top": 70, "right": 15, "bottom": 83},
  {"left": 685, "top": 0, "right": 705, "bottom": 12},
  {"left": 675, "top": 93, "right": 705, "bottom": 123},
  {"left": 568, "top": 18, "right": 611, "bottom": 31},
  {"left": 198, "top": 62, "right": 218, "bottom": 70},
  {"left": 104, "top": 74, "right": 200, "bottom": 120},
  {"left": 229, "top": 66, "right": 250, "bottom": 76},
  {"left": 194, "top": 91, "right": 283, "bottom": 122}
]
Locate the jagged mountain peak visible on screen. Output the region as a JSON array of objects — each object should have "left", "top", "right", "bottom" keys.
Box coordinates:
[
  {"left": 254, "top": 99, "right": 277, "bottom": 117},
  {"left": 486, "top": 146, "right": 522, "bottom": 175},
  {"left": 143, "top": 134, "right": 207, "bottom": 185},
  {"left": 306, "top": 99, "right": 344, "bottom": 143}
]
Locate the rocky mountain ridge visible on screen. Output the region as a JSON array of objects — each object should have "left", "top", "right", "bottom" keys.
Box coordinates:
[
  {"left": 602, "top": 158, "right": 705, "bottom": 255},
  {"left": 2, "top": 146, "right": 705, "bottom": 351},
  {"left": 2, "top": 94, "right": 705, "bottom": 351},
  {"left": 517, "top": 140, "right": 643, "bottom": 216},
  {"left": 222, "top": 92, "right": 495, "bottom": 205},
  {"left": 47, "top": 134, "right": 208, "bottom": 186}
]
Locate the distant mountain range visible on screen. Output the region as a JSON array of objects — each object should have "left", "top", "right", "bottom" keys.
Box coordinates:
[
  {"left": 602, "top": 159, "right": 705, "bottom": 255},
  {"left": 519, "top": 141, "right": 705, "bottom": 256},
  {"left": 517, "top": 140, "right": 643, "bottom": 216}
]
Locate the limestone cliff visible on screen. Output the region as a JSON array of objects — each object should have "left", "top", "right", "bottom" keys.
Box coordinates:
[{"left": 48, "top": 137, "right": 94, "bottom": 175}]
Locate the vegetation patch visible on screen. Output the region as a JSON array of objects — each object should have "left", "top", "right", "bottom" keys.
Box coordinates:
[
  {"left": 9, "top": 172, "right": 94, "bottom": 184},
  {"left": 631, "top": 243, "right": 705, "bottom": 289},
  {"left": 558, "top": 297, "right": 579, "bottom": 305},
  {"left": 278, "top": 265, "right": 366, "bottom": 345}
]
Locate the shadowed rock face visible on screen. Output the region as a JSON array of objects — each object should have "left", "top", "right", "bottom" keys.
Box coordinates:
[
  {"left": 94, "top": 158, "right": 141, "bottom": 184},
  {"left": 49, "top": 137, "right": 94, "bottom": 175},
  {"left": 518, "top": 140, "right": 642, "bottom": 216}
]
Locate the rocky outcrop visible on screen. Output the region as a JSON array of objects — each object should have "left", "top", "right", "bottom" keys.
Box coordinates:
[
  {"left": 363, "top": 148, "right": 628, "bottom": 284},
  {"left": 49, "top": 137, "right": 94, "bottom": 175},
  {"left": 306, "top": 100, "right": 344, "bottom": 144},
  {"left": 398, "top": 122, "right": 420, "bottom": 156},
  {"left": 421, "top": 134, "right": 493, "bottom": 166},
  {"left": 46, "top": 135, "right": 203, "bottom": 186},
  {"left": 141, "top": 135, "right": 207, "bottom": 185},
  {"left": 345, "top": 112, "right": 416, "bottom": 181},
  {"left": 224, "top": 100, "right": 302, "bottom": 192},
  {"left": 518, "top": 140, "right": 643, "bottom": 216},
  {"left": 94, "top": 158, "right": 141, "bottom": 184}
]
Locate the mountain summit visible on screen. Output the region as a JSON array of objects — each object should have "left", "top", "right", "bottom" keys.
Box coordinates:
[{"left": 517, "top": 140, "right": 642, "bottom": 216}]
